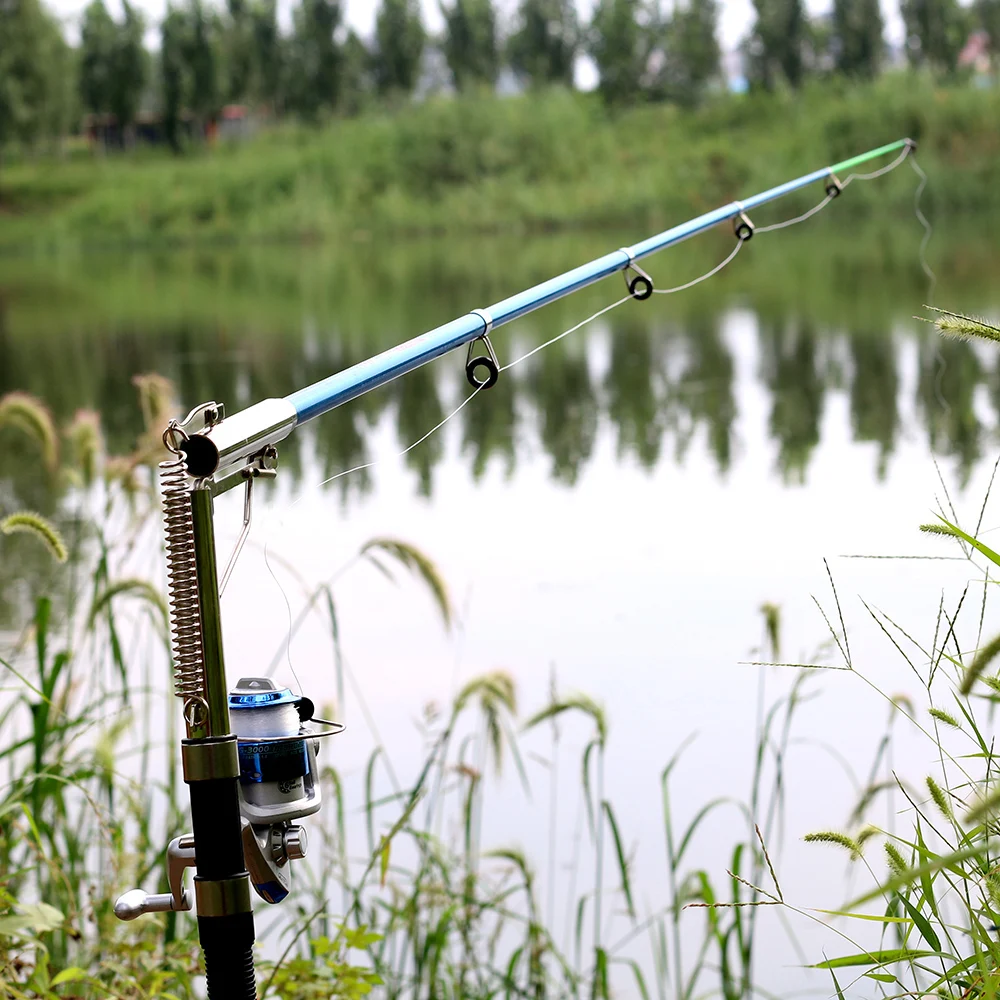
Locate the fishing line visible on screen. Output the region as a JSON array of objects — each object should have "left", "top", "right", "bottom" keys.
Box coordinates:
[
  {"left": 754, "top": 195, "right": 835, "bottom": 234},
  {"left": 909, "top": 156, "right": 936, "bottom": 304},
  {"left": 651, "top": 238, "right": 744, "bottom": 292},
  {"left": 497, "top": 295, "right": 633, "bottom": 372},
  {"left": 261, "top": 380, "right": 489, "bottom": 691},
  {"left": 258, "top": 149, "right": 928, "bottom": 689}
]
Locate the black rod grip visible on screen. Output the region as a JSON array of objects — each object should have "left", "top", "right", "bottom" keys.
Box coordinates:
[
  {"left": 189, "top": 777, "right": 245, "bottom": 880},
  {"left": 199, "top": 912, "right": 256, "bottom": 1000}
]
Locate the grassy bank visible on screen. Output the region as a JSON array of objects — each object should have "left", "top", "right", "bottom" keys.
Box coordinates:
[{"left": 1, "top": 74, "right": 999, "bottom": 251}]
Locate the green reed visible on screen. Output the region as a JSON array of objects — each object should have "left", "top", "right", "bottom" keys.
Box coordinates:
[
  {"left": 12, "top": 332, "right": 1000, "bottom": 997},
  {"left": 0, "top": 373, "right": 810, "bottom": 999},
  {"left": 655, "top": 310, "right": 1000, "bottom": 996}
]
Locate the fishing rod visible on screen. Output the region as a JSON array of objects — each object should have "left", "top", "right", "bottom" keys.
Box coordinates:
[{"left": 113, "top": 136, "right": 915, "bottom": 998}]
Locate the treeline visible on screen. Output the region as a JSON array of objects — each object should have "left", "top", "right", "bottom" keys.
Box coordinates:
[{"left": 0, "top": 0, "right": 998, "bottom": 156}]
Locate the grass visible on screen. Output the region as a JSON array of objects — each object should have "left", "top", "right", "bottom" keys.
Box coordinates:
[
  {"left": 7, "top": 311, "right": 1000, "bottom": 995},
  {"left": 1, "top": 74, "right": 999, "bottom": 251},
  {"left": 0, "top": 375, "right": 838, "bottom": 998}
]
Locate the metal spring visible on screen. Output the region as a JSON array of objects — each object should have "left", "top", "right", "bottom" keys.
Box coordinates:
[{"left": 160, "top": 456, "right": 207, "bottom": 706}]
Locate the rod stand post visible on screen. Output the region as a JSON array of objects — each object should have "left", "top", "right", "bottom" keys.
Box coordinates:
[{"left": 184, "top": 487, "right": 256, "bottom": 1000}]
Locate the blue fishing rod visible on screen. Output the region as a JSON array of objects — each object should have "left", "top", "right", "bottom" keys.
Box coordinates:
[{"left": 113, "top": 136, "right": 915, "bottom": 999}]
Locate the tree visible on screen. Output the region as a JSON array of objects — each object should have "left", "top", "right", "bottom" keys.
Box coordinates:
[
  {"left": 250, "top": 0, "right": 284, "bottom": 109},
  {"left": 79, "top": 0, "right": 116, "bottom": 117},
  {"left": 657, "top": 0, "right": 720, "bottom": 105},
  {"left": 287, "top": 0, "right": 342, "bottom": 118},
  {"left": 744, "top": 0, "right": 807, "bottom": 89},
  {"left": 831, "top": 0, "right": 883, "bottom": 76},
  {"left": 507, "top": 0, "right": 578, "bottom": 86},
  {"left": 588, "top": 0, "right": 646, "bottom": 104},
  {"left": 0, "top": 0, "right": 73, "bottom": 158},
  {"left": 110, "top": 1, "right": 147, "bottom": 135},
  {"left": 441, "top": 0, "right": 498, "bottom": 89},
  {"left": 185, "top": 0, "right": 221, "bottom": 127},
  {"left": 341, "top": 29, "right": 374, "bottom": 114},
  {"left": 977, "top": 0, "right": 1000, "bottom": 53},
  {"left": 161, "top": 5, "right": 189, "bottom": 150},
  {"left": 223, "top": 0, "right": 255, "bottom": 102},
  {"left": 900, "top": 0, "right": 966, "bottom": 72},
  {"left": 373, "top": 0, "right": 425, "bottom": 95}
]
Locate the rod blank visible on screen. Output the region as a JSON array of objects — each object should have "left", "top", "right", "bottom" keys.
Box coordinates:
[{"left": 283, "top": 139, "right": 911, "bottom": 426}]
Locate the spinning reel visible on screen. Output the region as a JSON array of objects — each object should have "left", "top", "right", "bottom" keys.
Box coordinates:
[
  {"left": 230, "top": 677, "right": 342, "bottom": 903},
  {"left": 114, "top": 676, "right": 343, "bottom": 917}
]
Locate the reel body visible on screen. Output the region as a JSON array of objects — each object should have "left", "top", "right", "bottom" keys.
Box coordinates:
[
  {"left": 228, "top": 677, "right": 343, "bottom": 903},
  {"left": 230, "top": 677, "right": 322, "bottom": 825}
]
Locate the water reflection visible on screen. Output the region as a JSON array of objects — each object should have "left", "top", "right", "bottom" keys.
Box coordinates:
[
  {"left": 1, "top": 217, "right": 998, "bottom": 507},
  {"left": 849, "top": 331, "right": 899, "bottom": 480}
]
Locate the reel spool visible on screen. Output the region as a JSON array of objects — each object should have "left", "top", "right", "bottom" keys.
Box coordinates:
[
  {"left": 229, "top": 677, "right": 322, "bottom": 825},
  {"left": 229, "top": 677, "right": 344, "bottom": 903}
]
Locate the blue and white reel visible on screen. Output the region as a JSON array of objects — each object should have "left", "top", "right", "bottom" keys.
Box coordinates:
[{"left": 228, "top": 677, "right": 343, "bottom": 902}]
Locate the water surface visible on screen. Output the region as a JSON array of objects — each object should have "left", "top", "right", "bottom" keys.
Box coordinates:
[{"left": 2, "top": 213, "right": 998, "bottom": 991}]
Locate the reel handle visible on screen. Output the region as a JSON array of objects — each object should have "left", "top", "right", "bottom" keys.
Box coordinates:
[{"left": 114, "top": 835, "right": 196, "bottom": 920}]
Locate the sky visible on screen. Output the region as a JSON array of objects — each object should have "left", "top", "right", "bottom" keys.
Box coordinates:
[{"left": 45, "top": 0, "right": 908, "bottom": 71}]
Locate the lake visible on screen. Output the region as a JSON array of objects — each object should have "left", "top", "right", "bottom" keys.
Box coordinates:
[{"left": 2, "top": 209, "right": 998, "bottom": 993}]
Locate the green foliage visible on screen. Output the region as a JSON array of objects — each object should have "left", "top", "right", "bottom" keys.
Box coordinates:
[
  {"left": 0, "top": 0, "right": 73, "bottom": 155},
  {"left": 373, "top": 0, "right": 424, "bottom": 95},
  {"left": 900, "top": 0, "right": 967, "bottom": 73},
  {"left": 831, "top": 0, "right": 884, "bottom": 78},
  {"left": 977, "top": 0, "right": 1000, "bottom": 50},
  {"left": 222, "top": 0, "right": 254, "bottom": 103},
  {"left": 111, "top": 2, "right": 147, "bottom": 132},
  {"left": 157, "top": 0, "right": 221, "bottom": 140},
  {"left": 588, "top": 0, "right": 646, "bottom": 105},
  {"left": 745, "top": 0, "right": 807, "bottom": 89},
  {"left": 258, "top": 929, "right": 383, "bottom": 999},
  {"left": 185, "top": 0, "right": 221, "bottom": 123},
  {"left": 507, "top": 0, "right": 578, "bottom": 87},
  {"left": 160, "top": 5, "right": 189, "bottom": 151},
  {"left": 79, "top": 0, "right": 116, "bottom": 116},
  {"left": 250, "top": 0, "right": 284, "bottom": 108},
  {"left": 923, "top": 306, "right": 1000, "bottom": 344},
  {"left": 658, "top": 0, "right": 722, "bottom": 106},
  {"left": 287, "top": 0, "right": 343, "bottom": 119},
  {"left": 0, "top": 392, "right": 58, "bottom": 473},
  {"left": 803, "top": 830, "right": 862, "bottom": 857},
  {"left": 6, "top": 73, "right": 994, "bottom": 250},
  {"left": 441, "top": 0, "right": 499, "bottom": 90},
  {"left": 0, "top": 512, "right": 67, "bottom": 562}
]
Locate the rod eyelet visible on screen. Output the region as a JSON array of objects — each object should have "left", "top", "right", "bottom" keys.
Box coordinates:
[
  {"left": 623, "top": 262, "right": 654, "bottom": 300},
  {"left": 733, "top": 211, "right": 755, "bottom": 243},
  {"left": 466, "top": 334, "right": 500, "bottom": 389}
]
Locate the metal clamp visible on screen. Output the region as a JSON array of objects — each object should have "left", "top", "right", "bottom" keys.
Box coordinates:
[
  {"left": 466, "top": 334, "right": 500, "bottom": 390},
  {"left": 114, "top": 835, "right": 196, "bottom": 920},
  {"left": 194, "top": 874, "right": 253, "bottom": 917},
  {"left": 215, "top": 446, "right": 278, "bottom": 593},
  {"left": 182, "top": 737, "right": 240, "bottom": 782},
  {"left": 825, "top": 173, "right": 843, "bottom": 199},
  {"left": 622, "top": 261, "right": 654, "bottom": 300}
]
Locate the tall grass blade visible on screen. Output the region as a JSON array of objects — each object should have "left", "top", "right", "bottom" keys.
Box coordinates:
[{"left": 601, "top": 802, "right": 635, "bottom": 921}]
